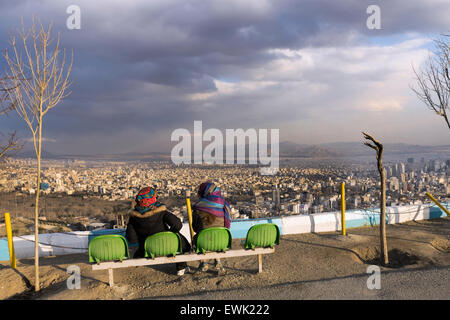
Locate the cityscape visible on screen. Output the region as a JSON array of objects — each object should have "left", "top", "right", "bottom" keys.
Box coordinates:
[{"left": 1, "top": 154, "right": 448, "bottom": 233}]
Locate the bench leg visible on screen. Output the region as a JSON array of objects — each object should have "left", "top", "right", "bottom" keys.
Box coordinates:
[
  {"left": 258, "top": 254, "right": 262, "bottom": 273},
  {"left": 108, "top": 268, "right": 114, "bottom": 287}
]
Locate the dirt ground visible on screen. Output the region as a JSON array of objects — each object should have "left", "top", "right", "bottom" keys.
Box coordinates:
[{"left": 1, "top": 217, "right": 449, "bottom": 300}]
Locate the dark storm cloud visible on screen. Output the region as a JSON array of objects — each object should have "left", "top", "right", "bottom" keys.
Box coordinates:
[{"left": 0, "top": 0, "right": 449, "bottom": 154}]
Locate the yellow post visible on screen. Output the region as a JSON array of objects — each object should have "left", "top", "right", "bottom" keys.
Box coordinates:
[
  {"left": 4, "top": 213, "right": 17, "bottom": 268},
  {"left": 341, "top": 182, "right": 346, "bottom": 236},
  {"left": 425, "top": 193, "right": 450, "bottom": 216},
  {"left": 185, "top": 195, "right": 195, "bottom": 245}
]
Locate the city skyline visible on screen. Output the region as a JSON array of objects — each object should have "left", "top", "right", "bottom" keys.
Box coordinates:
[{"left": 1, "top": 156, "right": 448, "bottom": 227}]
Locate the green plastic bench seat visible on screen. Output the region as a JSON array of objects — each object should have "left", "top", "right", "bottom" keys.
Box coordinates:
[
  {"left": 89, "top": 234, "right": 130, "bottom": 263},
  {"left": 195, "top": 227, "right": 232, "bottom": 254},
  {"left": 244, "top": 223, "right": 280, "bottom": 250},
  {"left": 144, "top": 232, "right": 181, "bottom": 259}
]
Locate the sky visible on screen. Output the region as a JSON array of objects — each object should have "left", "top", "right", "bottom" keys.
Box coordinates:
[{"left": 0, "top": 0, "right": 449, "bottom": 155}]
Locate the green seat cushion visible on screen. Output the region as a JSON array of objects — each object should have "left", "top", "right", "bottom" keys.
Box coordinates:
[
  {"left": 195, "top": 227, "right": 232, "bottom": 254},
  {"left": 144, "top": 232, "right": 181, "bottom": 259},
  {"left": 89, "top": 234, "right": 129, "bottom": 263},
  {"left": 245, "top": 223, "right": 280, "bottom": 250}
]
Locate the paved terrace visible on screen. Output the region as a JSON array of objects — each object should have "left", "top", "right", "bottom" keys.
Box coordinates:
[{"left": 0, "top": 216, "right": 449, "bottom": 300}]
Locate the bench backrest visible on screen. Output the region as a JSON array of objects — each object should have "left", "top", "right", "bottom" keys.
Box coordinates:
[
  {"left": 244, "top": 223, "right": 280, "bottom": 250},
  {"left": 145, "top": 232, "right": 181, "bottom": 259},
  {"left": 195, "top": 227, "right": 232, "bottom": 254},
  {"left": 89, "top": 234, "right": 130, "bottom": 263}
]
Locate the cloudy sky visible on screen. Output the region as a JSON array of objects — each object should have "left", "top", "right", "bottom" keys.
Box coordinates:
[{"left": 0, "top": 0, "right": 449, "bottom": 155}]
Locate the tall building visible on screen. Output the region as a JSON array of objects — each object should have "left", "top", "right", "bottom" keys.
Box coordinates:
[
  {"left": 289, "top": 202, "right": 300, "bottom": 214},
  {"left": 255, "top": 196, "right": 263, "bottom": 205},
  {"left": 432, "top": 160, "right": 441, "bottom": 172},
  {"left": 386, "top": 166, "right": 393, "bottom": 178},
  {"left": 399, "top": 163, "right": 405, "bottom": 175},
  {"left": 400, "top": 173, "right": 406, "bottom": 184},
  {"left": 272, "top": 186, "right": 280, "bottom": 209},
  {"left": 393, "top": 163, "right": 399, "bottom": 177}
]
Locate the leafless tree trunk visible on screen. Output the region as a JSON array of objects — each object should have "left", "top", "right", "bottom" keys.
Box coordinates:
[
  {"left": 3, "top": 19, "right": 73, "bottom": 291},
  {"left": 411, "top": 35, "right": 450, "bottom": 130},
  {"left": 363, "top": 132, "right": 389, "bottom": 266}
]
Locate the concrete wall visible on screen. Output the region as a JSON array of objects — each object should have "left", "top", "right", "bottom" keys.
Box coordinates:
[{"left": 0, "top": 202, "right": 448, "bottom": 261}]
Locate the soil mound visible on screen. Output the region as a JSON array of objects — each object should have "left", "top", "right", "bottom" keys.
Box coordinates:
[
  {"left": 352, "top": 246, "right": 422, "bottom": 268},
  {"left": 430, "top": 238, "right": 450, "bottom": 253}
]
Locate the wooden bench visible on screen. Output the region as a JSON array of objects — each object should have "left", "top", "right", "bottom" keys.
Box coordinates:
[
  {"left": 92, "top": 247, "right": 275, "bottom": 287},
  {"left": 90, "top": 224, "right": 280, "bottom": 287}
]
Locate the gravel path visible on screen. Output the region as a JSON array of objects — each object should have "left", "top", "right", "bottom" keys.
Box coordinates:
[{"left": 150, "top": 266, "right": 450, "bottom": 300}]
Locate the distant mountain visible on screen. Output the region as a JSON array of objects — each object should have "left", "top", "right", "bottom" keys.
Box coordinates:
[
  {"left": 279, "top": 142, "right": 340, "bottom": 158},
  {"left": 15, "top": 149, "right": 58, "bottom": 159},
  {"left": 318, "top": 142, "right": 450, "bottom": 157},
  {"left": 13, "top": 141, "right": 450, "bottom": 161},
  {"left": 14, "top": 149, "right": 170, "bottom": 161}
]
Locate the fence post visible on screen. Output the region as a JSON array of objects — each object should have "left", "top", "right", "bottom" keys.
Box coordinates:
[
  {"left": 425, "top": 193, "right": 450, "bottom": 216},
  {"left": 5, "top": 212, "right": 17, "bottom": 268},
  {"left": 185, "top": 191, "right": 195, "bottom": 245},
  {"left": 341, "top": 183, "right": 346, "bottom": 236}
]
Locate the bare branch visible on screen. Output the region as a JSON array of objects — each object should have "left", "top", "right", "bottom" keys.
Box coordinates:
[
  {"left": 411, "top": 36, "right": 450, "bottom": 130},
  {"left": 363, "top": 142, "right": 377, "bottom": 151},
  {"left": 362, "top": 132, "right": 383, "bottom": 151},
  {"left": 0, "top": 132, "right": 23, "bottom": 161},
  {"left": 0, "top": 74, "right": 19, "bottom": 115}
]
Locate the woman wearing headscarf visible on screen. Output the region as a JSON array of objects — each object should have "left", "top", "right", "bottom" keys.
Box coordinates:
[
  {"left": 192, "top": 181, "right": 232, "bottom": 273},
  {"left": 126, "top": 186, "right": 191, "bottom": 276}
]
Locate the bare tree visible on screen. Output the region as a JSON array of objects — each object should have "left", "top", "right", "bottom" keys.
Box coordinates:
[
  {"left": 411, "top": 35, "right": 450, "bottom": 129},
  {"left": 363, "top": 132, "right": 389, "bottom": 266},
  {"left": 0, "top": 132, "right": 22, "bottom": 160},
  {"left": 0, "top": 75, "right": 22, "bottom": 160},
  {"left": 3, "top": 19, "right": 73, "bottom": 291}
]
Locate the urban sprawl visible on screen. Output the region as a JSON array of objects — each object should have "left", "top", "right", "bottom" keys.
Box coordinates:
[{"left": 1, "top": 157, "right": 449, "bottom": 230}]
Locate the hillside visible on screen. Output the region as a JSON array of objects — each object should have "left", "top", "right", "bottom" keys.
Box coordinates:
[
  {"left": 1, "top": 218, "right": 449, "bottom": 300},
  {"left": 14, "top": 142, "right": 450, "bottom": 161}
]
